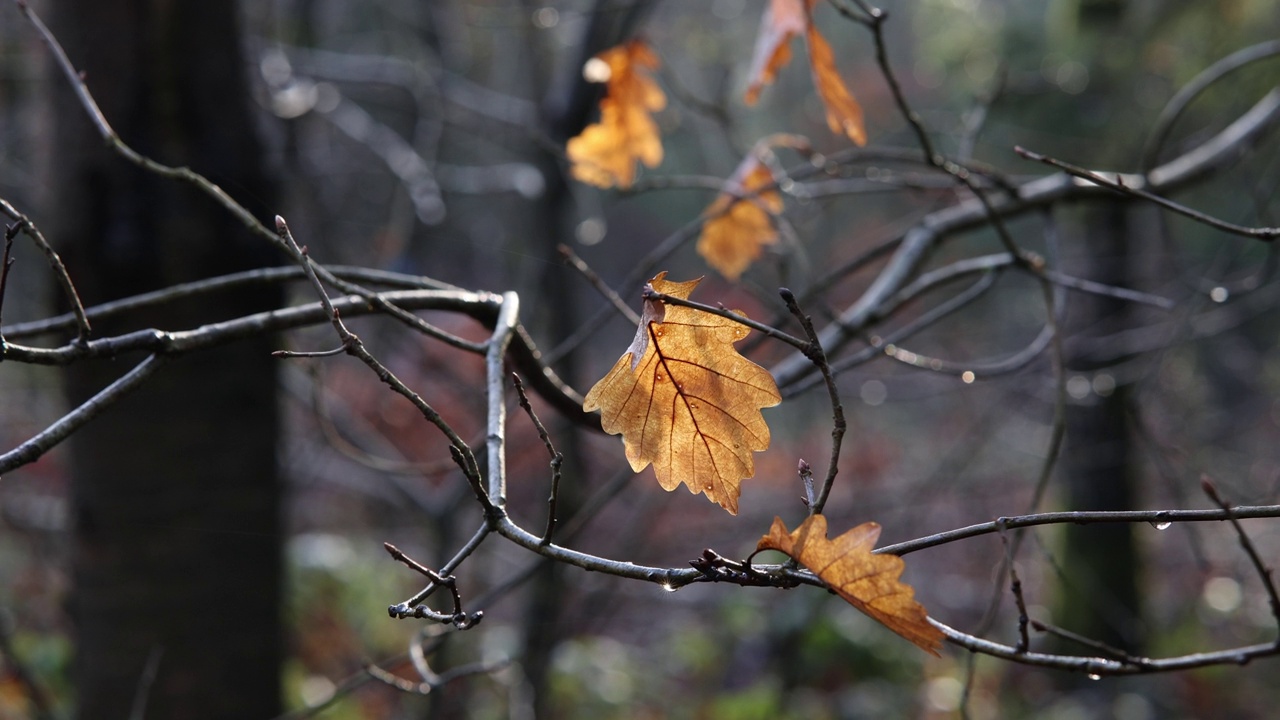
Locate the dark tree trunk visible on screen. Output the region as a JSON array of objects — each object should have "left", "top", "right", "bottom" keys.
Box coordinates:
[
  {"left": 515, "top": 6, "right": 653, "bottom": 716},
  {"left": 1057, "top": 202, "right": 1144, "bottom": 658},
  {"left": 47, "top": 2, "right": 283, "bottom": 718}
]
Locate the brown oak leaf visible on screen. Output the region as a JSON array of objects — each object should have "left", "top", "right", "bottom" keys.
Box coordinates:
[
  {"left": 744, "top": 0, "right": 810, "bottom": 105},
  {"left": 805, "top": 24, "right": 866, "bottom": 146},
  {"left": 757, "top": 514, "right": 943, "bottom": 655},
  {"left": 567, "top": 40, "right": 666, "bottom": 188},
  {"left": 744, "top": 0, "right": 867, "bottom": 146},
  {"left": 697, "top": 154, "right": 783, "bottom": 281},
  {"left": 582, "top": 273, "right": 781, "bottom": 514}
]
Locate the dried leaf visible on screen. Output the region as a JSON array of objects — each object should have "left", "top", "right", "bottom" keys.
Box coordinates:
[
  {"left": 567, "top": 40, "right": 666, "bottom": 188},
  {"left": 805, "top": 25, "right": 866, "bottom": 146},
  {"left": 697, "top": 156, "right": 783, "bottom": 281},
  {"left": 757, "top": 515, "right": 943, "bottom": 655},
  {"left": 583, "top": 273, "right": 781, "bottom": 514},
  {"left": 743, "top": 0, "right": 867, "bottom": 146},
  {"left": 744, "top": 0, "right": 809, "bottom": 106}
]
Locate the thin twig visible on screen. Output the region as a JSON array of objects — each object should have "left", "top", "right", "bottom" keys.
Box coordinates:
[
  {"left": 557, "top": 244, "right": 641, "bottom": 325},
  {"left": 0, "top": 196, "right": 90, "bottom": 342},
  {"left": 274, "top": 217, "right": 487, "bottom": 502},
  {"left": 272, "top": 346, "right": 347, "bottom": 359},
  {"left": 512, "top": 373, "right": 564, "bottom": 545},
  {"left": 780, "top": 289, "right": 845, "bottom": 515},
  {"left": 933, "top": 617, "right": 1276, "bottom": 675},
  {"left": 997, "top": 522, "right": 1030, "bottom": 653},
  {"left": 394, "top": 524, "right": 491, "bottom": 613},
  {"left": 0, "top": 354, "right": 167, "bottom": 475},
  {"left": 1017, "top": 146, "right": 1280, "bottom": 240},
  {"left": 383, "top": 543, "right": 481, "bottom": 629},
  {"left": 878, "top": 505, "right": 1280, "bottom": 557},
  {"left": 1029, "top": 620, "right": 1151, "bottom": 668},
  {"left": 1201, "top": 477, "right": 1280, "bottom": 636},
  {"left": 0, "top": 264, "right": 461, "bottom": 342},
  {"left": 0, "top": 224, "right": 14, "bottom": 335}
]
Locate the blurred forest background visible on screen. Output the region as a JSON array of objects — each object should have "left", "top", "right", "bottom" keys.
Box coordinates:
[{"left": 1, "top": 0, "right": 1279, "bottom": 718}]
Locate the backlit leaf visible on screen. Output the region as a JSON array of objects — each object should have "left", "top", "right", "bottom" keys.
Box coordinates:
[
  {"left": 743, "top": 0, "right": 867, "bottom": 146},
  {"left": 567, "top": 40, "right": 666, "bottom": 188},
  {"left": 805, "top": 25, "right": 866, "bottom": 146},
  {"left": 758, "top": 514, "right": 943, "bottom": 655},
  {"left": 697, "top": 155, "right": 783, "bottom": 281},
  {"left": 744, "top": 0, "right": 809, "bottom": 106},
  {"left": 582, "top": 273, "right": 781, "bottom": 514}
]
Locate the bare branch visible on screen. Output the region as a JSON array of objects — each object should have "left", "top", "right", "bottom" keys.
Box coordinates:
[
  {"left": 772, "top": 87, "right": 1280, "bottom": 387},
  {"left": 1017, "top": 145, "right": 1280, "bottom": 240},
  {"left": 878, "top": 505, "right": 1280, "bottom": 557},
  {"left": 1201, "top": 477, "right": 1280, "bottom": 636},
  {"left": 558, "top": 244, "right": 641, "bottom": 325},
  {"left": 780, "top": 289, "right": 845, "bottom": 515},
  {"left": 0, "top": 354, "right": 167, "bottom": 475},
  {"left": 512, "top": 373, "right": 565, "bottom": 545},
  {"left": 0, "top": 196, "right": 90, "bottom": 342}
]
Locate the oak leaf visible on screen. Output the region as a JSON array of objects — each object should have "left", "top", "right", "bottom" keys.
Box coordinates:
[
  {"left": 744, "top": 0, "right": 809, "bottom": 105},
  {"left": 582, "top": 273, "right": 781, "bottom": 514},
  {"left": 697, "top": 154, "right": 783, "bottom": 281},
  {"left": 744, "top": 0, "right": 867, "bottom": 146},
  {"left": 805, "top": 25, "right": 866, "bottom": 146},
  {"left": 757, "top": 514, "right": 943, "bottom": 655},
  {"left": 567, "top": 40, "right": 666, "bottom": 188}
]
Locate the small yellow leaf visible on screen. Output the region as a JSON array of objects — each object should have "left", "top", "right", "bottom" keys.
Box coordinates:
[
  {"left": 583, "top": 273, "right": 781, "bottom": 514},
  {"left": 758, "top": 514, "right": 943, "bottom": 655},
  {"left": 743, "top": 0, "right": 867, "bottom": 146},
  {"left": 805, "top": 25, "right": 866, "bottom": 146},
  {"left": 567, "top": 40, "right": 666, "bottom": 189},
  {"left": 744, "top": 0, "right": 809, "bottom": 106},
  {"left": 697, "top": 156, "right": 783, "bottom": 281}
]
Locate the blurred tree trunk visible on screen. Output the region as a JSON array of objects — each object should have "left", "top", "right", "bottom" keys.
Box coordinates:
[
  {"left": 1057, "top": 202, "right": 1144, "bottom": 655},
  {"left": 1051, "top": 0, "right": 1146, "bottom": 686},
  {"left": 47, "top": 2, "right": 283, "bottom": 718},
  {"left": 514, "top": 4, "right": 651, "bottom": 717}
]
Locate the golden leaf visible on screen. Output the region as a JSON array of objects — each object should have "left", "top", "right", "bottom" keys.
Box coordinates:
[
  {"left": 744, "top": 0, "right": 809, "bottom": 106},
  {"left": 697, "top": 156, "right": 783, "bottom": 281},
  {"left": 743, "top": 0, "right": 867, "bottom": 146},
  {"left": 805, "top": 25, "right": 866, "bottom": 146},
  {"left": 567, "top": 40, "right": 666, "bottom": 189},
  {"left": 757, "top": 514, "right": 943, "bottom": 655},
  {"left": 582, "top": 273, "right": 781, "bottom": 514}
]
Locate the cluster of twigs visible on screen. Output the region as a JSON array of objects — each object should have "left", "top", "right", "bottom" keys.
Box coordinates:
[{"left": 3, "top": 0, "right": 1280, "bottom": 712}]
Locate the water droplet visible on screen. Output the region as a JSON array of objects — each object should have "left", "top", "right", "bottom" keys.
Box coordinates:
[
  {"left": 661, "top": 582, "right": 677, "bottom": 593},
  {"left": 655, "top": 373, "right": 664, "bottom": 382},
  {"left": 1152, "top": 521, "right": 1172, "bottom": 530},
  {"left": 1087, "top": 673, "right": 1101, "bottom": 681}
]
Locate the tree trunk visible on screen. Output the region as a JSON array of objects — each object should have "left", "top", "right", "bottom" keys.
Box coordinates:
[
  {"left": 1056, "top": 202, "right": 1144, "bottom": 660},
  {"left": 47, "top": 2, "right": 283, "bottom": 718}
]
